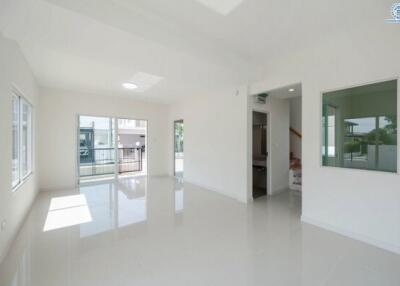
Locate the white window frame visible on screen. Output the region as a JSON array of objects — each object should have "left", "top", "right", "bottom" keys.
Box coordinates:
[
  {"left": 320, "top": 77, "right": 399, "bottom": 175},
  {"left": 12, "top": 88, "right": 33, "bottom": 191},
  {"left": 12, "top": 94, "right": 20, "bottom": 189}
]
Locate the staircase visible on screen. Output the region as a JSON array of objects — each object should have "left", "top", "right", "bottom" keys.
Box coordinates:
[{"left": 289, "top": 127, "right": 302, "bottom": 191}]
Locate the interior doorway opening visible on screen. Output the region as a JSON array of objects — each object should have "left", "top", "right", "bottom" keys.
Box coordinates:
[
  {"left": 252, "top": 111, "right": 268, "bottom": 199},
  {"left": 248, "top": 83, "right": 302, "bottom": 203},
  {"left": 78, "top": 115, "right": 147, "bottom": 184},
  {"left": 174, "top": 120, "right": 184, "bottom": 177}
]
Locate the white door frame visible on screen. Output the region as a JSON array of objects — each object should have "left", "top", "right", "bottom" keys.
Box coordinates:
[{"left": 173, "top": 119, "right": 184, "bottom": 177}]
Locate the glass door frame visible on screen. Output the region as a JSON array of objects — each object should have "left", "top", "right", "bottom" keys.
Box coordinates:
[
  {"left": 76, "top": 114, "right": 148, "bottom": 185},
  {"left": 173, "top": 119, "right": 184, "bottom": 177}
]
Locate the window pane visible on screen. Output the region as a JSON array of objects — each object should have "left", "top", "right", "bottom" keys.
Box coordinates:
[
  {"left": 322, "top": 105, "right": 337, "bottom": 164},
  {"left": 174, "top": 120, "right": 184, "bottom": 177},
  {"left": 79, "top": 116, "right": 115, "bottom": 179},
  {"left": 12, "top": 95, "right": 20, "bottom": 187},
  {"left": 322, "top": 80, "right": 397, "bottom": 172},
  {"left": 21, "top": 99, "right": 32, "bottom": 177}
]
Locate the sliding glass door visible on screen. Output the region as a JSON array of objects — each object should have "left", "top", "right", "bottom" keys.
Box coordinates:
[
  {"left": 174, "top": 120, "right": 184, "bottom": 177},
  {"left": 78, "top": 115, "right": 147, "bottom": 183},
  {"left": 79, "top": 116, "right": 116, "bottom": 182},
  {"left": 117, "top": 118, "right": 147, "bottom": 176}
]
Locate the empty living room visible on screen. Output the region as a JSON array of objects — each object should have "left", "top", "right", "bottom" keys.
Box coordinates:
[{"left": 1, "top": 1, "right": 400, "bottom": 285}]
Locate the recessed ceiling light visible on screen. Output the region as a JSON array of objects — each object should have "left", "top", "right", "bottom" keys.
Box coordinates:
[
  {"left": 122, "top": 73, "right": 163, "bottom": 92},
  {"left": 288, "top": 88, "right": 295, "bottom": 92},
  {"left": 122, "top": 82, "right": 138, "bottom": 90}
]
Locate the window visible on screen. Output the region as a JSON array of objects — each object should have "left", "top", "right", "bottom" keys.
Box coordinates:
[
  {"left": 12, "top": 91, "right": 33, "bottom": 189},
  {"left": 21, "top": 99, "right": 32, "bottom": 177},
  {"left": 322, "top": 80, "right": 397, "bottom": 172},
  {"left": 12, "top": 95, "right": 20, "bottom": 187}
]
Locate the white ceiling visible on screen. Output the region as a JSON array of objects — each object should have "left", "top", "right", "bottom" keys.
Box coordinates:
[
  {"left": 268, "top": 83, "right": 301, "bottom": 99},
  {"left": 0, "top": 0, "right": 394, "bottom": 103}
]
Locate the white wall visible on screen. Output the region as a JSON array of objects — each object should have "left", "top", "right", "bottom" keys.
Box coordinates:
[
  {"left": 250, "top": 23, "right": 400, "bottom": 253},
  {"left": 168, "top": 86, "right": 249, "bottom": 202},
  {"left": 0, "top": 33, "right": 39, "bottom": 263},
  {"left": 289, "top": 96, "right": 302, "bottom": 159},
  {"left": 269, "top": 98, "right": 290, "bottom": 194},
  {"left": 38, "top": 89, "right": 170, "bottom": 191},
  {"left": 169, "top": 88, "right": 289, "bottom": 203}
]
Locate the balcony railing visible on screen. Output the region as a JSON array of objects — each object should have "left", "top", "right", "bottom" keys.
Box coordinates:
[{"left": 79, "top": 147, "right": 144, "bottom": 177}]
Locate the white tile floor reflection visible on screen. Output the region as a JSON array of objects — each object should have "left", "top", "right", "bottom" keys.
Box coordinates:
[{"left": 1, "top": 176, "right": 400, "bottom": 286}]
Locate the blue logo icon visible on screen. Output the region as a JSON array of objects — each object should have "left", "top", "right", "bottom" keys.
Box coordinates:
[{"left": 386, "top": 3, "right": 400, "bottom": 23}]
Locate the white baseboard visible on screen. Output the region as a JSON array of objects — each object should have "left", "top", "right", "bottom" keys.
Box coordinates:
[
  {"left": 184, "top": 180, "right": 247, "bottom": 203},
  {"left": 301, "top": 215, "right": 400, "bottom": 255},
  {"left": 269, "top": 185, "right": 289, "bottom": 196}
]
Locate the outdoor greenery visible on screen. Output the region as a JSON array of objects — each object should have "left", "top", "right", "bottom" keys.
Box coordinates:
[
  {"left": 175, "top": 122, "right": 184, "bottom": 153},
  {"left": 344, "top": 116, "right": 397, "bottom": 155}
]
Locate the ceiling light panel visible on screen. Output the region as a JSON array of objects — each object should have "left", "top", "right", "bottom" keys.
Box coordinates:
[
  {"left": 125, "top": 72, "right": 163, "bottom": 92},
  {"left": 122, "top": 82, "right": 138, "bottom": 89}
]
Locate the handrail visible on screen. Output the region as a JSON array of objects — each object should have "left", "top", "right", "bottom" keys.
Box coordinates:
[
  {"left": 80, "top": 147, "right": 142, "bottom": 151},
  {"left": 79, "top": 147, "right": 143, "bottom": 174},
  {"left": 290, "top": 127, "right": 302, "bottom": 139}
]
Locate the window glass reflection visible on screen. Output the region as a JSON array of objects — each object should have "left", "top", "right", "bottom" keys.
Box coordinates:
[{"left": 322, "top": 80, "right": 397, "bottom": 172}]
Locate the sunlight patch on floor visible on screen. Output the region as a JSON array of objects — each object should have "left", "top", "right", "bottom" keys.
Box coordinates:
[{"left": 43, "top": 194, "right": 92, "bottom": 232}]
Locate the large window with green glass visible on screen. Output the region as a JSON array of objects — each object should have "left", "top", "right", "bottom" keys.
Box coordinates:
[{"left": 322, "top": 80, "right": 397, "bottom": 172}]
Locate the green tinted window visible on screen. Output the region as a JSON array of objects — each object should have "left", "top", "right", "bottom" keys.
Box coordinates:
[{"left": 322, "top": 80, "right": 397, "bottom": 172}]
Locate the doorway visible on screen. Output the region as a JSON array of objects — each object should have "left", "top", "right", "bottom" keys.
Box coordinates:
[
  {"left": 252, "top": 111, "right": 268, "bottom": 199},
  {"left": 174, "top": 120, "right": 184, "bottom": 177},
  {"left": 77, "top": 115, "right": 147, "bottom": 183}
]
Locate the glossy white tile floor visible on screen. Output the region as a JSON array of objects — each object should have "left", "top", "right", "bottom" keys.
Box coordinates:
[{"left": 1, "top": 176, "right": 400, "bottom": 286}]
